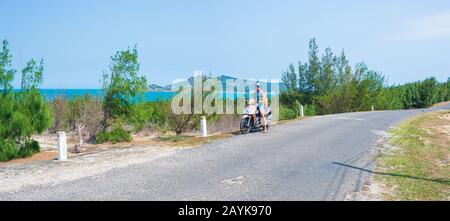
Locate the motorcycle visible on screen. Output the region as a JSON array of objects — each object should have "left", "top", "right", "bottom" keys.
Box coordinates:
[{"left": 240, "top": 102, "right": 272, "bottom": 134}]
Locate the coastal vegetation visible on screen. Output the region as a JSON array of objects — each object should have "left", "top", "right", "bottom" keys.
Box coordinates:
[
  {"left": 98, "top": 45, "right": 148, "bottom": 144},
  {"left": 0, "top": 40, "right": 52, "bottom": 161},
  {"left": 279, "top": 38, "right": 450, "bottom": 120}
]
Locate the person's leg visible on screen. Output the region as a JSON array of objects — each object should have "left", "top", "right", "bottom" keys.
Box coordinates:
[{"left": 260, "top": 109, "right": 267, "bottom": 132}]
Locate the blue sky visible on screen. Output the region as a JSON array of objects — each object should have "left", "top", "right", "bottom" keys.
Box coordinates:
[{"left": 1, "top": 0, "right": 450, "bottom": 88}]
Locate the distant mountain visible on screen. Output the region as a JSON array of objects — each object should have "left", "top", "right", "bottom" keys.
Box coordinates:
[
  {"left": 149, "top": 75, "right": 286, "bottom": 92},
  {"left": 148, "top": 84, "right": 171, "bottom": 92}
]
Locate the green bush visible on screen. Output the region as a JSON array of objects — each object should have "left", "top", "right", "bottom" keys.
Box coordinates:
[
  {"left": 26, "top": 140, "right": 40, "bottom": 153},
  {"left": 18, "top": 146, "right": 34, "bottom": 158},
  {"left": 0, "top": 139, "right": 18, "bottom": 161},
  {"left": 96, "top": 126, "right": 132, "bottom": 144},
  {"left": 95, "top": 131, "right": 109, "bottom": 144},
  {"left": 280, "top": 107, "right": 298, "bottom": 120},
  {"left": 0, "top": 139, "right": 41, "bottom": 161},
  {"left": 303, "top": 104, "right": 317, "bottom": 116}
]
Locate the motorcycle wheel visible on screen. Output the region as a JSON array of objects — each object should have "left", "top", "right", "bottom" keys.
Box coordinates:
[{"left": 240, "top": 117, "right": 251, "bottom": 134}]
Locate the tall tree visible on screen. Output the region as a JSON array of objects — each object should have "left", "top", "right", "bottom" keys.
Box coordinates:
[
  {"left": 21, "top": 59, "right": 44, "bottom": 91},
  {"left": 320, "top": 47, "right": 336, "bottom": 95},
  {"left": 102, "top": 45, "right": 148, "bottom": 129},
  {"left": 298, "top": 62, "right": 308, "bottom": 93},
  {"left": 307, "top": 38, "right": 321, "bottom": 96},
  {"left": 0, "top": 39, "right": 51, "bottom": 161},
  {"left": 281, "top": 63, "right": 299, "bottom": 92},
  {"left": 0, "top": 40, "right": 16, "bottom": 144},
  {"left": 335, "top": 50, "right": 351, "bottom": 86},
  {"left": 0, "top": 40, "right": 15, "bottom": 93},
  {"left": 417, "top": 77, "right": 438, "bottom": 107}
]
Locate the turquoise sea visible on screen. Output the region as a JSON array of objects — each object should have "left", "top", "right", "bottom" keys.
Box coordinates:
[
  {"left": 35, "top": 89, "right": 176, "bottom": 102},
  {"left": 28, "top": 89, "right": 277, "bottom": 102}
]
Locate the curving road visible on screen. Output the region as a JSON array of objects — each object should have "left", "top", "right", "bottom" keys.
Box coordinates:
[{"left": 1, "top": 104, "right": 449, "bottom": 201}]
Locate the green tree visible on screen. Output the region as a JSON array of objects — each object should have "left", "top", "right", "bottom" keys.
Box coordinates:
[
  {"left": 307, "top": 38, "right": 321, "bottom": 96},
  {"left": 0, "top": 39, "right": 51, "bottom": 161},
  {"left": 21, "top": 59, "right": 44, "bottom": 90},
  {"left": 102, "top": 45, "right": 148, "bottom": 129},
  {"left": 281, "top": 63, "right": 299, "bottom": 92},
  {"left": 281, "top": 63, "right": 302, "bottom": 108},
  {"left": 417, "top": 77, "right": 438, "bottom": 107},
  {"left": 280, "top": 38, "right": 446, "bottom": 115},
  {"left": 446, "top": 77, "right": 450, "bottom": 101},
  {"left": 319, "top": 47, "right": 336, "bottom": 95}
]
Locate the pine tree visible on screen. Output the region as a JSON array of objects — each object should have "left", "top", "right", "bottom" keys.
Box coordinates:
[
  {"left": 307, "top": 38, "right": 321, "bottom": 96},
  {"left": 320, "top": 47, "right": 336, "bottom": 95},
  {"left": 0, "top": 39, "right": 51, "bottom": 161},
  {"left": 102, "top": 45, "right": 148, "bottom": 129}
]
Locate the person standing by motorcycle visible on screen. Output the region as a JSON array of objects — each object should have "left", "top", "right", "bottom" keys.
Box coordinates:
[{"left": 255, "top": 82, "right": 268, "bottom": 133}]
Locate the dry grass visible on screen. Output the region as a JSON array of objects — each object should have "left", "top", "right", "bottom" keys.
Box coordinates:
[{"left": 374, "top": 110, "right": 450, "bottom": 201}]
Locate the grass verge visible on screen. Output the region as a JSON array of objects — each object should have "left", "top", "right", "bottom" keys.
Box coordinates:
[{"left": 375, "top": 110, "right": 450, "bottom": 201}]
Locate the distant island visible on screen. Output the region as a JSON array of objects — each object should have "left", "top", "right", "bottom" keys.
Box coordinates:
[
  {"left": 148, "top": 75, "right": 287, "bottom": 92},
  {"left": 148, "top": 84, "right": 171, "bottom": 92}
]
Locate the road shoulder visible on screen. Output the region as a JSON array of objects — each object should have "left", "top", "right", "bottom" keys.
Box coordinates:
[{"left": 352, "top": 110, "right": 450, "bottom": 201}]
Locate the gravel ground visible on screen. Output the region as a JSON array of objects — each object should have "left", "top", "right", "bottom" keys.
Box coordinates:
[{"left": 0, "top": 145, "right": 178, "bottom": 194}]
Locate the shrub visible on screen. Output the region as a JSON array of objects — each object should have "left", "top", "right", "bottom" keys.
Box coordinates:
[
  {"left": 304, "top": 104, "right": 317, "bottom": 116},
  {"left": 0, "top": 139, "right": 18, "bottom": 162},
  {"left": 96, "top": 126, "right": 132, "bottom": 144},
  {"left": 128, "top": 102, "right": 155, "bottom": 132},
  {"left": 16, "top": 140, "right": 40, "bottom": 158},
  {"left": 67, "top": 94, "right": 103, "bottom": 146},
  {"left": 95, "top": 131, "right": 109, "bottom": 144},
  {"left": 27, "top": 139, "right": 40, "bottom": 153},
  {"left": 49, "top": 96, "right": 68, "bottom": 133},
  {"left": 18, "top": 146, "right": 33, "bottom": 158},
  {"left": 280, "top": 106, "right": 298, "bottom": 120}
]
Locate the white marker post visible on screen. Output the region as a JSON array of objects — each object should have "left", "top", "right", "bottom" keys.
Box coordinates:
[
  {"left": 200, "top": 116, "right": 207, "bottom": 137},
  {"left": 57, "top": 131, "right": 67, "bottom": 161},
  {"left": 300, "top": 104, "right": 304, "bottom": 117},
  {"left": 371, "top": 105, "right": 375, "bottom": 112}
]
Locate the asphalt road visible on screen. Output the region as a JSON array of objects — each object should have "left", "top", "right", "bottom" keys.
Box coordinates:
[{"left": 1, "top": 105, "right": 449, "bottom": 201}]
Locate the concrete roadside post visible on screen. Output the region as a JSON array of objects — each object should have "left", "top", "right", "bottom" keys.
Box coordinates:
[
  {"left": 300, "top": 104, "right": 304, "bottom": 117},
  {"left": 200, "top": 116, "right": 207, "bottom": 137},
  {"left": 371, "top": 105, "right": 375, "bottom": 111},
  {"left": 57, "top": 131, "right": 67, "bottom": 161}
]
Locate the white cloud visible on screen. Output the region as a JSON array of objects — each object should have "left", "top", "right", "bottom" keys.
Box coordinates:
[{"left": 391, "top": 11, "right": 450, "bottom": 41}]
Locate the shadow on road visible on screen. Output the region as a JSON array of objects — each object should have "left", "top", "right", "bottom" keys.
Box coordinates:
[{"left": 332, "top": 162, "right": 450, "bottom": 185}]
